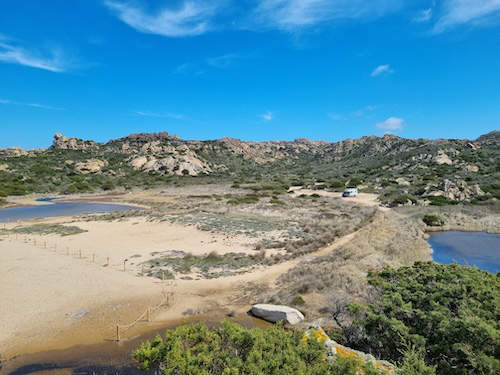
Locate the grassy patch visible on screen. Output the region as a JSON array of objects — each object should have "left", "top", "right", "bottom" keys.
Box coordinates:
[
  {"left": 10, "top": 223, "right": 87, "bottom": 236},
  {"left": 144, "top": 251, "right": 264, "bottom": 279}
]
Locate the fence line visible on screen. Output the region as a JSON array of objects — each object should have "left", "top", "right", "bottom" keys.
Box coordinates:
[
  {"left": 0, "top": 229, "right": 177, "bottom": 342},
  {"left": 115, "top": 290, "right": 174, "bottom": 341}
]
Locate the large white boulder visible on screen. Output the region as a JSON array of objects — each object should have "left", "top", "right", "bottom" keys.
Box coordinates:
[{"left": 251, "top": 304, "right": 304, "bottom": 325}]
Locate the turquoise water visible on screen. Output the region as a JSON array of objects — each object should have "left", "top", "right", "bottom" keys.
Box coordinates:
[
  {"left": 429, "top": 231, "right": 500, "bottom": 273},
  {"left": 0, "top": 201, "right": 137, "bottom": 223}
]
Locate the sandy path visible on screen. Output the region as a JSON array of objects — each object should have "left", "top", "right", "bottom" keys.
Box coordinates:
[{"left": 289, "top": 189, "right": 388, "bottom": 210}]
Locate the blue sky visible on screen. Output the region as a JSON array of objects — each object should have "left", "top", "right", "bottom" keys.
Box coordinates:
[{"left": 1, "top": 0, "right": 499, "bottom": 148}]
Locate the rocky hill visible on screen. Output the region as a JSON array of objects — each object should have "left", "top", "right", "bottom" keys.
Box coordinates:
[{"left": 0, "top": 131, "right": 498, "bottom": 205}]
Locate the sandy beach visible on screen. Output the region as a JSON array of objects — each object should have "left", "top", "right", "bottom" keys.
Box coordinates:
[{"left": 0, "top": 190, "right": 383, "bottom": 361}]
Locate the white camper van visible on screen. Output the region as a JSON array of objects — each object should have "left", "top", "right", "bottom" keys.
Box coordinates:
[{"left": 342, "top": 188, "right": 358, "bottom": 197}]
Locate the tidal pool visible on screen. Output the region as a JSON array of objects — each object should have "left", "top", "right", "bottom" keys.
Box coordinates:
[
  {"left": 429, "top": 231, "right": 500, "bottom": 273},
  {"left": 0, "top": 201, "right": 137, "bottom": 223}
]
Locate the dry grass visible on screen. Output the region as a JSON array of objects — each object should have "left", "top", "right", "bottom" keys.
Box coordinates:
[{"left": 269, "top": 211, "right": 432, "bottom": 318}]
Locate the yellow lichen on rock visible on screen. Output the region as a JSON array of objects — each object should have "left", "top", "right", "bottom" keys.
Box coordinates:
[{"left": 303, "top": 326, "right": 396, "bottom": 375}]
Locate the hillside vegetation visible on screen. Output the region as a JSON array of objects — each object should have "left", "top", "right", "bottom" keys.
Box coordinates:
[
  {"left": 341, "top": 263, "right": 499, "bottom": 375},
  {"left": 0, "top": 131, "right": 498, "bottom": 205}
]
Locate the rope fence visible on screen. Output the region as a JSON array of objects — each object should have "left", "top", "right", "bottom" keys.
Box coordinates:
[
  {"left": 0, "top": 229, "right": 152, "bottom": 273},
  {"left": 0, "top": 226, "right": 177, "bottom": 342},
  {"left": 115, "top": 290, "right": 174, "bottom": 341}
]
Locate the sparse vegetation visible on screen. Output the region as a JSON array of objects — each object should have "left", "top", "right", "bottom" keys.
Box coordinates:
[
  {"left": 8, "top": 223, "right": 87, "bottom": 236},
  {"left": 144, "top": 251, "right": 263, "bottom": 279}
]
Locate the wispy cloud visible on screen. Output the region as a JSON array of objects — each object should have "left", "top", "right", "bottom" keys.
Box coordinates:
[
  {"left": 371, "top": 64, "right": 394, "bottom": 77},
  {"left": 0, "top": 98, "right": 64, "bottom": 110},
  {"left": 174, "top": 53, "right": 243, "bottom": 75},
  {"left": 414, "top": 8, "right": 433, "bottom": 22},
  {"left": 376, "top": 117, "right": 405, "bottom": 131},
  {"left": 260, "top": 111, "right": 274, "bottom": 121},
  {"left": 434, "top": 0, "right": 500, "bottom": 33},
  {"left": 104, "top": 0, "right": 220, "bottom": 37},
  {"left": 173, "top": 62, "right": 205, "bottom": 76},
  {"left": 328, "top": 113, "right": 343, "bottom": 121},
  {"left": 206, "top": 53, "right": 240, "bottom": 68},
  {"left": 135, "top": 110, "right": 184, "bottom": 120},
  {"left": 354, "top": 105, "right": 377, "bottom": 117},
  {"left": 251, "top": 0, "right": 403, "bottom": 31},
  {"left": 0, "top": 37, "right": 70, "bottom": 73}
]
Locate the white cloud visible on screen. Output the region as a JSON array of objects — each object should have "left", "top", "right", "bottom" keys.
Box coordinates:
[
  {"left": 376, "top": 117, "right": 405, "bottom": 131},
  {"left": 371, "top": 64, "right": 394, "bottom": 77},
  {"left": 104, "top": 0, "right": 220, "bottom": 37},
  {"left": 0, "top": 39, "right": 69, "bottom": 72},
  {"left": 0, "top": 98, "right": 64, "bottom": 110},
  {"left": 434, "top": 0, "right": 500, "bottom": 32},
  {"left": 260, "top": 111, "right": 274, "bottom": 121},
  {"left": 251, "top": 0, "right": 403, "bottom": 31},
  {"left": 135, "top": 111, "right": 184, "bottom": 120},
  {"left": 414, "top": 8, "right": 433, "bottom": 22}
]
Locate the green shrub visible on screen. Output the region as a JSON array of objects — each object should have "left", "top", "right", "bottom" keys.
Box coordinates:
[
  {"left": 348, "top": 263, "right": 499, "bottom": 375},
  {"left": 396, "top": 344, "right": 436, "bottom": 375},
  {"left": 392, "top": 194, "right": 418, "bottom": 206},
  {"left": 427, "top": 196, "right": 459, "bottom": 206},
  {"left": 422, "top": 214, "right": 445, "bottom": 226},
  {"left": 481, "top": 183, "right": 500, "bottom": 199},
  {"left": 227, "top": 193, "right": 260, "bottom": 205},
  {"left": 133, "top": 322, "right": 386, "bottom": 375},
  {"left": 291, "top": 295, "right": 306, "bottom": 306}
]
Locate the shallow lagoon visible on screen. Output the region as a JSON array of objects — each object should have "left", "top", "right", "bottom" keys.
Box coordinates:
[
  {"left": 429, "top": 231, "right": 500, "bottom": 273},
  {"left": 0, "top": 201, "right": 137, "bottom": 223}
]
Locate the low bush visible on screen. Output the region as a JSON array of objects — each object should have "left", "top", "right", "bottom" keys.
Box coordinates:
[
  {"left": 133, "top": 321, "right": 386, "bottom": 375},
  {"left": 422, "top": 214, "right": 444, "bottom": 226},
  {"left": 427, "top": 196, "right": 459, "bottom": 206}
]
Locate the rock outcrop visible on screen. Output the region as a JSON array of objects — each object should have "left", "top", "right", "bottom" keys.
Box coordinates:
[
  {"left": 425, "top": 179, "right": 485, "bottom": 201},
  {"left": 75, "top": 159, "right": 107, "bottom": 174},
  {"left": 304, "top": 326, "right": 396, "bottom": 375},
  {"left": 251, "top": 304, "right": 304, "bottom": 325},
  {"left": 52, "top": 133, "right": 98, "bottom": 151}
]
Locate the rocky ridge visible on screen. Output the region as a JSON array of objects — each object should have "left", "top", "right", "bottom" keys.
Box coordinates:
[{"left": 0, "top": 130, "right": 498, "bottom": 203}]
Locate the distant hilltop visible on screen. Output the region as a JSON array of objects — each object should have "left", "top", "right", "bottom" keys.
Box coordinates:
[{"left": 0, "top": 130, "right": 498, "bottom": 205}]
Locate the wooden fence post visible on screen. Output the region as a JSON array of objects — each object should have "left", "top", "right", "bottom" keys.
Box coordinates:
[
  {"left": 147, "top": 307, "right": 151, "bottom": 322},
  {"left": 116, "top": 325, "right": 120, "bottom": 342},
  {"left": 107, "top": 257, "right": 110, "bottom": 266}
]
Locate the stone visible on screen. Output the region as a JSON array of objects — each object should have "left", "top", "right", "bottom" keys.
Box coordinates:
[
  {"left": 304, "top": 326, "right": 396, "bottom": 374},
  {"left": 435, "top": 150, "right": 453, "bottom": 165},
  {"left": 75, "top": 159, "right": 107, "bottom": 174},
  {"left": 466, "top": 164, "right": 479, "bottom": 172},
  {"left": 251, "top": 304, "right": 304, "bottom": 325}
]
